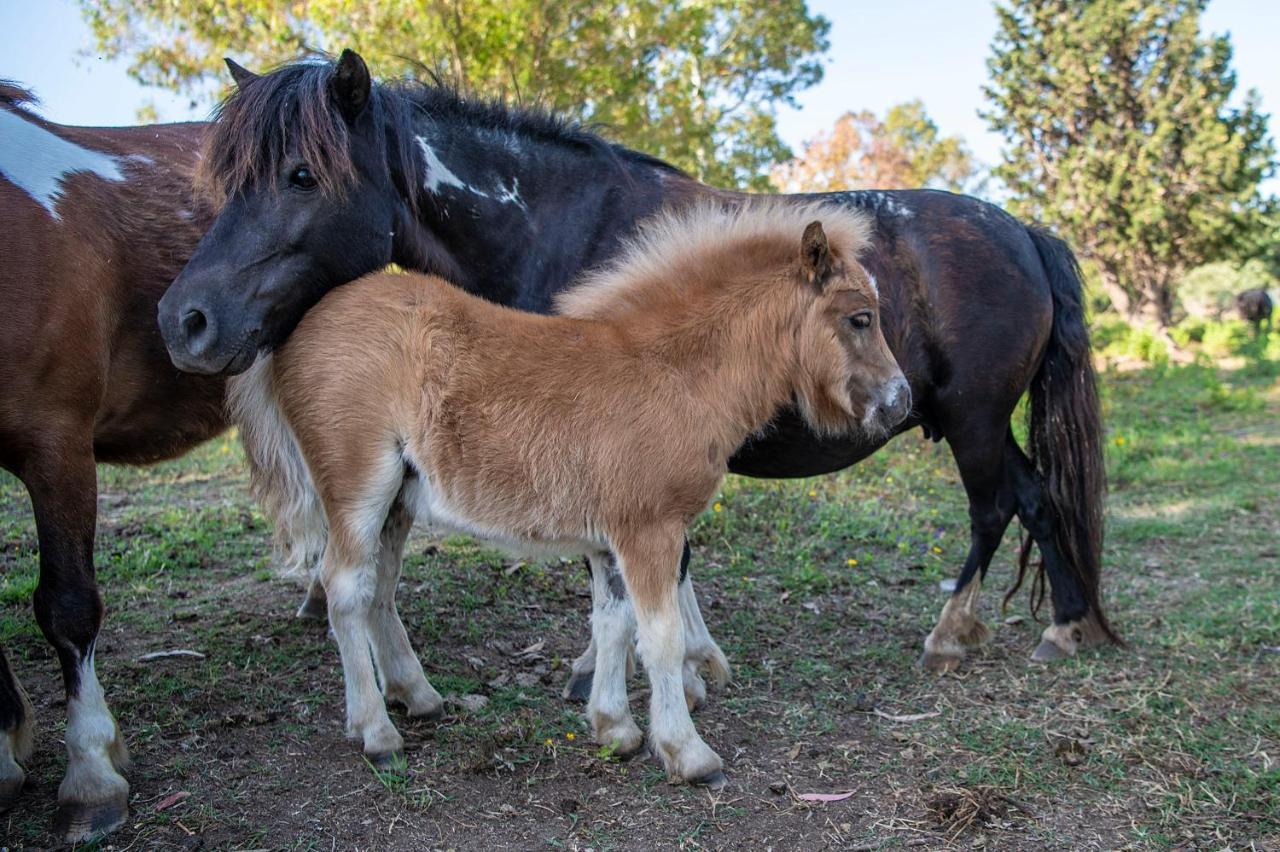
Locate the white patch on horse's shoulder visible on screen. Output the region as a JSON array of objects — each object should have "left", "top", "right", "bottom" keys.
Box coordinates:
[
  {"left": 494, "top": 176, "right": 527, "bottom": 211},
  {"left": 0, "top": 109, "right": 128, "bottom": 220}
]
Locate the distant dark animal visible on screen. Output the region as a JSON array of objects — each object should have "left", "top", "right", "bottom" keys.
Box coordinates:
[
  {"left": 160, "top": 51, "right": 1117, "bottom": 689},
  {"left": 235, "top": 202, "right": 908, "bottom": 785},
  {"left": 1237, "top": 288, "right": 1273, "bottom": 334},
  {"left": 0, "top": 85, "right": 219, "bottom": 840}
]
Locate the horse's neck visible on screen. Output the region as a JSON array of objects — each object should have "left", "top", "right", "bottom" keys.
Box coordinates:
[
  {"left": 617, "top": 287, "right": 801, "bottom": 450},
  {"left": 406, "top": 120, "right": 685, "bottom": 305}
]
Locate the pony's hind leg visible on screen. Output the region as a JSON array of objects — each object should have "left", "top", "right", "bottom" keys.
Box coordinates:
[
  {"left": 1003, "top": 435, "right": 1110, "bottom": 661},
  {"left": 368, "top": 483, "right": 443, "bottom": 720},
  {"left": 676, "top": 542, "right": 730, "bottom": 712},
  {"left": 921, "top": 429, "right": 1017, "bottom": 673},
  {"left": 584, "top": 553, "right": 642, "bottom": 756},
  {"left": 616, "top": 531, "right": 723, "bottom": 787},
  {"left": 0, "top": 647, "right": 35, "bottom": 812}
]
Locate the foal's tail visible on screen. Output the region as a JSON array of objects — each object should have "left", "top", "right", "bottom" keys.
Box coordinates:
[
  {"left": 226, "top": 355, "right": 328, "bottom": 578},
  {"left": 1014, "top": 227, "right": 1119, "bottom": 644}
]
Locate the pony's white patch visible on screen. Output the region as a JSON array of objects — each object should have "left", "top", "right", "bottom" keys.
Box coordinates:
[
  {"left": 59, "top": 648, "right": 128, "bottom": 803},
  {"left": 847, "top": 190, "right": 913, "bottom": 220},
  {"left": 0, "top": 109, "right": 127, "bottom": 220},
  {"left": 415, "top": 135, "right": 527, "bottom": 209},
  {"left": 867, "top": 272, "right": 880, "bottom": 298}
]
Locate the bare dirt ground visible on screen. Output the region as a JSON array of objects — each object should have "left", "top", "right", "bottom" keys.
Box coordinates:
[{"left": 1, "top": 360, "right": 1277, "bottom": 850}]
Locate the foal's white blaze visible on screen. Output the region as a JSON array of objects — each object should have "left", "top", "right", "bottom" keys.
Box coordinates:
[
  {"left": 59, "top": 649, "right": 128, "bottom": 806},
  {"left": 0, "top": 110, "right": 127, "bottom": 220}
]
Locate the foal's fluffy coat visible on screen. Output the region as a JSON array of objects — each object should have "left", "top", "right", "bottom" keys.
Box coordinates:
[{"left": 231, "top": 201, "right": 907, "bottom": 785}]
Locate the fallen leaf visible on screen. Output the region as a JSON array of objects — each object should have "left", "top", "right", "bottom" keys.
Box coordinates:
[
  {"left": 515, "top": 639, "right": 545, "bottom": 657},
  {"left": 796, "top": 791, "right": 855, "bottom": 803},
  {"left": 154, "top": 791, "right": 190, "bottom": 811},
  {"left": 137, "top": 650, "right": 206, "bottom": 662}
]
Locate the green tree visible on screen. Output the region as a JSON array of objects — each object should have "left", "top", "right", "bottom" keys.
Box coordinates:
[
  {"left": 773, "top": 100, "right": 978, "bottom": 193},
  {"left": 983, "top": 0, "right": 1275, "bottom": 326},
  {"left": 79, "top": 0, "right": 830, "bottom": 191}
]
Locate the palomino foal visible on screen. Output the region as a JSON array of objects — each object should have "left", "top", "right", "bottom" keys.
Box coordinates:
[{"left": 237, "top": 201, "right": 909, "bottom": 785}]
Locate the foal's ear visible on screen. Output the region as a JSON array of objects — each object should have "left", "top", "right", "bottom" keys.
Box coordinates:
[
  {"left": 331, "top": 49, "right": 372, "bottom": 123},
  {"left": 224, "top": 58, "right": 259, "bottom": 89},
  {"left": 800, "top": 221, "right": 834, "bottom": 291}
]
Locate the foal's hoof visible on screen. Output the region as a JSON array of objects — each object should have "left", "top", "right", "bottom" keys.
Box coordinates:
[
  {"left": 54, "top": 792, "right": 129, "bottom": 844},
  {"left": 562, "top": 669, "right": 594, "bottom": 703},
  {"left": 689, "top": 769, "right": 728, "bottom": 790},
  {"left": 365, "top": 749, "right": 407, "bottom": 771},
  {"left": 0, "top": 772, "right": 24, "bottom": 813},
  {"left": 918, "top": 650, "right": 964, "bottom": 674}
]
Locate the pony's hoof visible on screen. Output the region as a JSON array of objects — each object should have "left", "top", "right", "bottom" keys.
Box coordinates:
[
  {"left": 562, "top": 669, "right": 594, "bottom": 703},
  {"left": 918, "top": 650, "right": 964, "bottom": 674},
  {"left": 0, "top": 772, "right": 24, "bottom": 813},
  {"left": 1031, "top": 638, "right": 1072, "bottom": 663},
  {"left": 689, "top": 769, "right": 728, "bottom": 790},
  {"left": 365, "top": 749, "right": 406, "bottom": 771},
  {"left": 53, "top": 792, "right": 129, "bottom": 844}
]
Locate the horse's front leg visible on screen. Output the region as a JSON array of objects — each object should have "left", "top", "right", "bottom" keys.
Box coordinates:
[
  {"left": 25, "top": 442, "right": 130, "bottom": 842},
  {"left": 615, "top": 530, "right": 724, "bottom": 787},
  {"left": 0, "top": 647, "right": 35, "bottom": 812}
]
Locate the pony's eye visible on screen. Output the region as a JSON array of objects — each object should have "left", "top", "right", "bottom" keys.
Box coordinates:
[
  {"left": 289, "top": 166, "right": 318, "bottom": 191},
  {"left": 848, "top": 311, "right": 872, "bottom": 330}
]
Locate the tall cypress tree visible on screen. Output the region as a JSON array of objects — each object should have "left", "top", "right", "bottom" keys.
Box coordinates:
[{"left": 983, "top": 0, "right": 1274, "bottom": 326}]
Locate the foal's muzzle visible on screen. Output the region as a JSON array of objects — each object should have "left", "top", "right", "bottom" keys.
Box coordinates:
[{"left": 866, "top": 376, "right": 912, "bottom": 434}]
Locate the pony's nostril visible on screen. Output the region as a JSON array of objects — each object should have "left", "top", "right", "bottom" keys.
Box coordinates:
[{"left": 181, "top": 308, "right": 214, "bottom": 354}]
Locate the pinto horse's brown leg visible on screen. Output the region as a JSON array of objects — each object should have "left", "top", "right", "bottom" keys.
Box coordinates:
[
  {"left": 22, "top": 440, "right": 130, "bottom": 842},
  {"left": 921, "top": 429, "right": 1017, "bottom": 674},
  {"left": 0, "top": 648, "right": 36, "bottom": 812}
]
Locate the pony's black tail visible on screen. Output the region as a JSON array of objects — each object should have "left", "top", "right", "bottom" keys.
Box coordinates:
[{"left": 1012, "top": 227, "right": 1119, "bottom": 644}]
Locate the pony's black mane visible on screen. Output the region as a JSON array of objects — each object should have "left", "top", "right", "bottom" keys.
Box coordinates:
[{"left": 197, "top": 57, "right": 682, "bottom": 207}]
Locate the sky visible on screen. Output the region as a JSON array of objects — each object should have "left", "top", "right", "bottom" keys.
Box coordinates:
[{"left": 2, "top": 0, "right": 1277, "bottom": 192}]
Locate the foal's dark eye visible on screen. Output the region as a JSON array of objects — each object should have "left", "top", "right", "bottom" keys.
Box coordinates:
[
  {"left": 289, "top": 166, "right": 318, "bottom": 191},
  {"left": 848, "top": 311, "right": 873, "bottom": 330}
]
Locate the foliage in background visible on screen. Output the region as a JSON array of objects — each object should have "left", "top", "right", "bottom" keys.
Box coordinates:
[
  {"left": 78, "top": 0, "right": 830, "bottom": 191},
  {"left": 771, "top": 100, "right": 979, "bottom": 193},
  {"left": 983, "top": 0, "right": 1276, "bottom": 327}
]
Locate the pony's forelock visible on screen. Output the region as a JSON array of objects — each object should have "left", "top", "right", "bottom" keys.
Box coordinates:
[{"left": 196, "top": 61, "right": 361, "bottom": 206}]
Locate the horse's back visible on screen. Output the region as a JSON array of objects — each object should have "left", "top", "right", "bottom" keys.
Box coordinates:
[{"left": 0, "top": 110, "right": 222, "bottom": 468}]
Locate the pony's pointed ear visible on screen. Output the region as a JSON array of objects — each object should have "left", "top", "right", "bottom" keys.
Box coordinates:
[
  {"left": 224, "top": 58, "right": 258, "bottom": 89},
  {"left": 331, "top": 49, "right": 372, "bottom": 123},
  {"left": 800, "top": 221, "right": 834, "bottom": 291}
]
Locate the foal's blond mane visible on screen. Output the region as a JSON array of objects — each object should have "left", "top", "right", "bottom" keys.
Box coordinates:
[{"left": 555, "top": 200, "right": 874, "bottom": 320}]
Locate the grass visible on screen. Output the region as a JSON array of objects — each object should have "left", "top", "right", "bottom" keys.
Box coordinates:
[{"left": 0, "top": 329, "right": 1277, "bottom": 849}]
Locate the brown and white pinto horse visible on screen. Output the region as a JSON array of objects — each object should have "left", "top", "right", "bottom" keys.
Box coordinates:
[
  {"left": 0, "top": 84, "right": 220, "bottom": 840},
  {"left": 233, "top": 201, "right": 909, "bottom": 784}
]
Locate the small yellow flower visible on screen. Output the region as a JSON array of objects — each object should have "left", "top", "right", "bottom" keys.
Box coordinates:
[
  {"left": 565, "top": 732, "right": 576, "bottom": 741},
  {"left": 219, "top": 444, "right": 230, "bottom": 454},
  {"left": 544, "top": 738, "right": 554, "bottom": 747},
  {"left": 808, "top": 489, "right": 817, "bottom": 498},
  {"left": 713, "top": 502, "right": 723, "bottom": 513},
  {"left": 932, "top": 545, "right": 943, "bottom": 554},
  {"left": 847, "top": 558, "right": 858, "bottom": 567},
  {"left": 886, "top": 476, "right": 893, "bottom": 484},
  {"left": 1115, "top": 436, "right": 1126, "bottom": 446}
]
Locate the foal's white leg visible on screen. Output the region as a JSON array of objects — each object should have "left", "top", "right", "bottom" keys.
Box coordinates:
[
  {"left": 368, "top": 493, "right": 443, "bottom": 720},
  {"left": 584, "top": 553, "right": 643, "bottom": 755},
  {"left": 678, "top": 572, "right": 731, "bottom": 711},
  {"left": 620, "top": 539, "right": 723, "bottom": 786}
]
